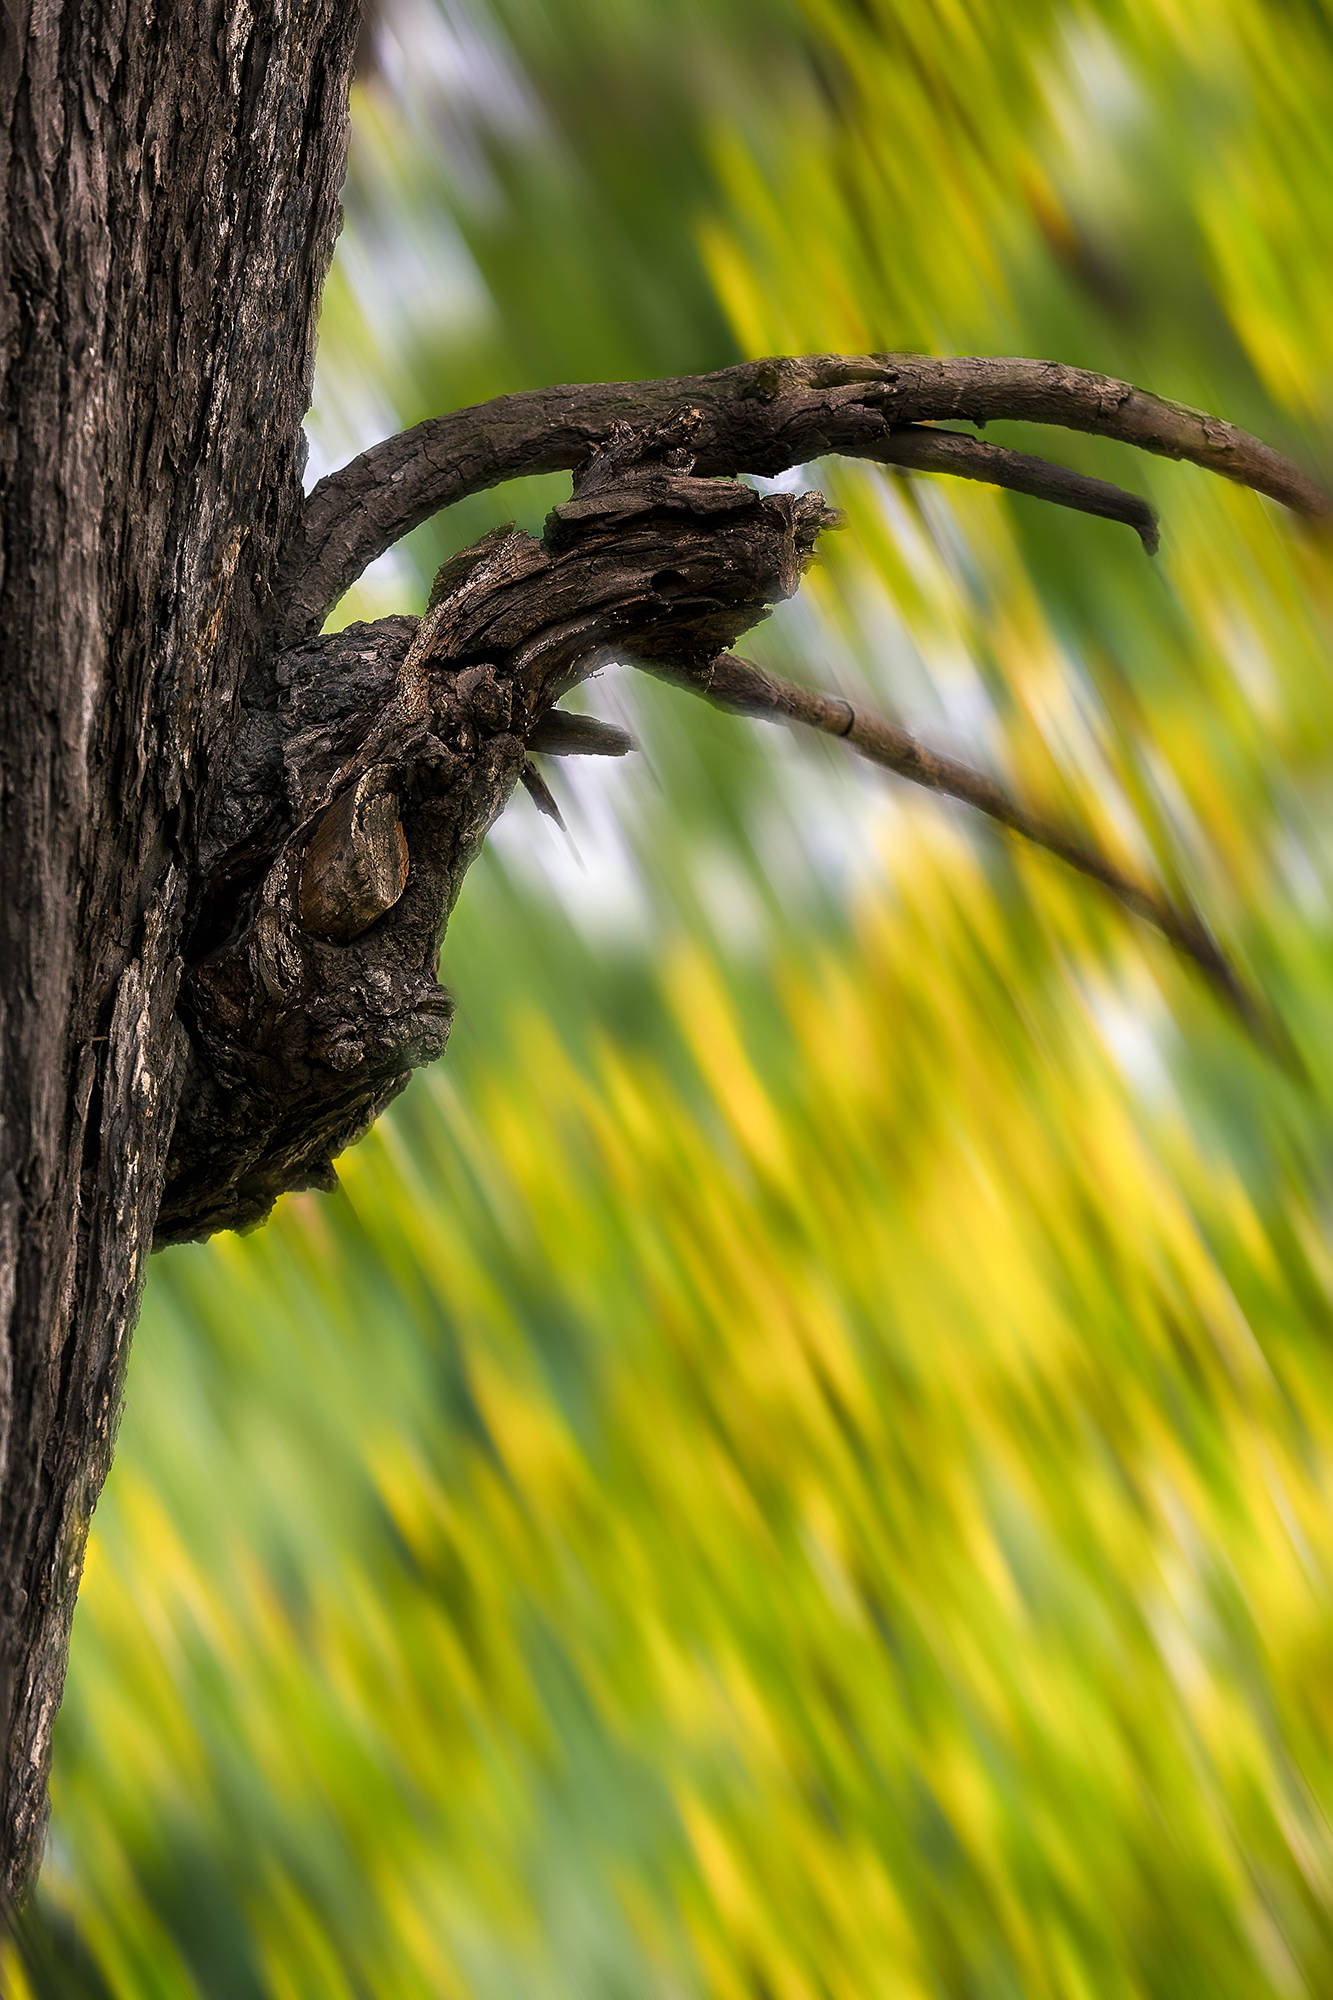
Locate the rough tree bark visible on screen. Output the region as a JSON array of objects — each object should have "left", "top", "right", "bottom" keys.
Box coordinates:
[
  {"left": 0, "top": 0, "right": 1325, "bottom": 1917},
  {"left": 0, "top": 0, "right": 364, "bottom": 1908}
]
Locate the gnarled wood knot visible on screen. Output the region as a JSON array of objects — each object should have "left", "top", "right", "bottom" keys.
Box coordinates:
[{"left": 299, "top": 765, "right": 409, "bottom": 942}]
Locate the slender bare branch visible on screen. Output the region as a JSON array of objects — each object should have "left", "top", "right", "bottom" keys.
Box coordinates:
[
  {"left": 871, "top": 427, "right": 1159, "bottom": 552},
  {"left": 275, "top": 353, "right": 1329, "bottom": 642},
  {"left": 644, "top": 648, "right": 1291, "bottom": 1055}
]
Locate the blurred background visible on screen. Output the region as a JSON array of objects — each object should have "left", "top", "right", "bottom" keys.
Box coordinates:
[{"left": 13, "top": 0, "right": 1333, "bottom": 1991}]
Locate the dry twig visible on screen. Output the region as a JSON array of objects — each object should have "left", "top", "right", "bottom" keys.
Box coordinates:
[{"left": 644, "top": 649, "right": 1291, "bottom": 1057}]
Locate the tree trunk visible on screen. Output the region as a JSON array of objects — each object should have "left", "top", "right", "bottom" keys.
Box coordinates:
[
  {"left": 0, "top": 0, "right": 362, "bottom": 1906},
  {"left": 2, "top": 0, "right": 1322, "bottom": 1922}
]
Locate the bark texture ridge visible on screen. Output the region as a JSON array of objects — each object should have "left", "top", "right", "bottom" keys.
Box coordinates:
[
  {"left": 0, "top": 0, "right": 1327, "bottom": 1917},
  {"left": 276, "top": 353, "right": 1329, "bottom": 642},
  {"left": 0, "top": 0, "right": 363, "bottom": 1906},
  {"left": 164, "top": 434, "right": 831, "bottom": 1241}
]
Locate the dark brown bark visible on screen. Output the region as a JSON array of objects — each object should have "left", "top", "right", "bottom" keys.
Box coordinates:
[
  {"left": 159, "top": 443, "right": 832, "bottom": 1240},
  {"left": 0, "top": 0, "right": 363, "bottom": 1907},
  {"left": 275, "top": 352, "right": 1329, "bottom": 644},
  {"left": 165, "top": 404, "right": 1322, "bottom": 1252},
  {"left": 1, "top": 0, "right": 1327, "bottom": 1921}
]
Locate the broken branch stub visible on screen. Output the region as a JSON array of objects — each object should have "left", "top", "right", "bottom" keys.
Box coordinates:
[{"left": 160, "top": 432, "right": 833, "bottom": 1243}]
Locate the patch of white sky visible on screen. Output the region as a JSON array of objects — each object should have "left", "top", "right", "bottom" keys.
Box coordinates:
[
  {"left": 1081, "top": 978, "right": 1177, "bottom": 1109},
  {"left": 1214, "top": 602, "right": 1284, "bottom": 729},
  {"left": 1269, "top": 788, "right": 1333, "bottom": 925},
  {"left": 1040, "top": 11, "right": 1145, "bottom": 219},
  {"left": 484, "top": 679, "right": 657, "bottom": 949},
  {"left": 371, "top": 0, "right": 545, "bottom": 191},
  {"left": 749, "top": 465, "right": 1000, "bottom": 755}
]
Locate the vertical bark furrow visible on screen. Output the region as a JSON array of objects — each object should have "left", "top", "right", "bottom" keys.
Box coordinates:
[{"left": 0, "top": 0, "right": 363, "bottom": 1904}]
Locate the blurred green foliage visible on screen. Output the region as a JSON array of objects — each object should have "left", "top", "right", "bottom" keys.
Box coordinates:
[{"left": 13, "top": 0, "right": 1333, "bottom": 1992}]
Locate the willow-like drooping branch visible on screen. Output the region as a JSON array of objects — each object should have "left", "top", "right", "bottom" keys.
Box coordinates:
[
  {"left": 646, "top": 649, "right": 1288, "bottom": 1052},
  {"left": 274, "top": 353, "right": 1328, "bottom": 643}
]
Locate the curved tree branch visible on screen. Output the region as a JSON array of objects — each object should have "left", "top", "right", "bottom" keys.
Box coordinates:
[
  {"left": 645, "top": 649, "right": 1290, "bottom": 1058},
  {"left": 275, "top": 353, "right": 1329, "bottom": 643},
  {"left": 174, "top": 410, "right": 1305, "bottom": 1255},
  {"left": 870, "top": 426, "right": 1159, "bottom": 552},
  {"left": 161, "top": 463, "right": 835, "bottom": 1243}
]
